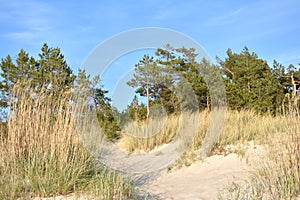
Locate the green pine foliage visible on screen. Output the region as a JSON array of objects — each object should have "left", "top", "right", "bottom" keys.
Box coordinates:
[
  {"left": 218, "top": 47, "right": 283, "bottom": 114},
  {"left": 128, "top": 45, "right": 299, "bottom": 116}
]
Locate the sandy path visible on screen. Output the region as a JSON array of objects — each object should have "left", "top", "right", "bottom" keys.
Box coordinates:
[
  {"left": 31, "top": 153, "right": 251, "bottom": 200},
  {"left": 139, "top": 153, "right": 250, "bottom": 200},
  {"left": 33, "top": 143, "right": 265, "bottom": 200}
]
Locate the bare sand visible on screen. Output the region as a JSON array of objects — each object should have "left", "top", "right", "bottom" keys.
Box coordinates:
[
  {"left": 139, "top": 153, "right": 248, "bottom": 200},
  {"left": 137, "top": 142, "right": 265, "bottom": 200}
]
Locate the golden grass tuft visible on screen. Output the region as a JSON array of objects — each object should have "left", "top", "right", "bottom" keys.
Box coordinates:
[{"left": 0, "top": 82, "right": 134, "bottom": 200}]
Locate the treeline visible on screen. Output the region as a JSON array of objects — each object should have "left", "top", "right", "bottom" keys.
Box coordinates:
[
  {"left": 125, "top": 45, "right": 300, "bottom": 121},
  {"left": 0, "top": 44, "right": 299, "bottom": 140}
]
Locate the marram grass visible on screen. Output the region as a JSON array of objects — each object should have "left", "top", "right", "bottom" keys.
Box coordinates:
[{"left": 0, "top": 83, "right": 135, "bottom": 200}]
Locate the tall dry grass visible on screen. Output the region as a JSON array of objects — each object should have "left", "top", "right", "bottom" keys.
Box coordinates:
[
  {"left": 120, "top": 114, "right": 181, "bottom": 153},
  {"left": 118, "top": 104, "right": 299, "bottom": 199},
  {"left": 119, "top": 109, "right": 293, "bottom": 171},
  {"left": 120, "top": 109, "right": 290, "bottom": 154},
  {"left": 211, "top": 109, "right": 289, "bottom": 153},
  {"left": 0, "top": 82, "right": 134, "bottom": 199},
  {"left": 219, "top": 115, "right": 300, "bottom": 200}
]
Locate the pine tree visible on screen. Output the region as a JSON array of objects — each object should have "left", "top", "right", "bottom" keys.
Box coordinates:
[
  {"left": 36, "top": 43, "right": 75, "bottom": 93},
  {"left": 272, "top": 61, "right": 300, "bottom": 115},
  {"left": 156, "top": 46, "right": 211, "bottom": 111},
  {"left": 0, "top": 50, "right": 37, "bottom": 109},
  {"left": 0, "top": 43, "right": 76, "bottom": 111},
  {"left": 127, "top": 54, "right": 172, "bottom": 119},
  {"left": 218, "top": 47, "right": 281, "bottom": 114}
]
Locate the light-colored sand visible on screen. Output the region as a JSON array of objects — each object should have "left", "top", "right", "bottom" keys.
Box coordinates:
[
  {"left": 138, "top": 142, "right": 265, "bottom": 200},
  {"left": 140, "top": 153, "right": 249, "bottom": 200}
]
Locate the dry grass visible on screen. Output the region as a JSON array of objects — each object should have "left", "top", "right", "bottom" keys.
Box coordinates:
[
  {"left": 212, "top": 109, "right": 289, "bottom": 153},
  {"left": 120, "top": 109, "right": 289, "bottom": 154},
  {"left": 120, "top": 114, "right": 181, "bottom": 153},
  {"left": 119, "top": 109, "right": 293, "bottom": 174},
  {"left": 0, "top": 82, "right": 134, "bottom": 200},
  {"left": 218, "top": 116, "right": 300, "bottom": 199}
]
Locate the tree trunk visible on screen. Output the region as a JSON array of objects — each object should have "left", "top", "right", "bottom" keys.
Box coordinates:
[
  {"left": 146, "top": 81, "right": 150, "bottom": 119},
  {"left": 247, "top": 79, "right": 251, "bottom": 92},
  {"left": 246, "top": 58, "right": 251, "bottom": 93},
  {"left": 291, "top": 73, "right": 297, "bottom": 107},
  {"left": 291, "top": 73, "right": 299, "bottom": 116},
  {"left": 206, "top": 95, "right": 210, "bottom": 110}
]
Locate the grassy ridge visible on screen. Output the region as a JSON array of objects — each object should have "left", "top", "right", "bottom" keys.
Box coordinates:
[{"left": 120, "top": 109, "right": 290, "bottom": 153}]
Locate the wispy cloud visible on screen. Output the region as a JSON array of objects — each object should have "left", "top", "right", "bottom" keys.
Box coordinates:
[
  {"left": 205, "top": 8, "right": 243, "bottom": 26},
  {"left": 277, "top": 50, "right": 300, "bottom": 66},
  {"left": 0, "top": 0, "right": 54, "bottom": 42},
  {"left": 3, "top": 31, "right": 37, "bottom": 40}
]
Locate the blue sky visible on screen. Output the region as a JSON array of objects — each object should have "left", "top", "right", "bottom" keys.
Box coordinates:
[{"left": 1, "top": 0, "right": 300, "bottom": 109}]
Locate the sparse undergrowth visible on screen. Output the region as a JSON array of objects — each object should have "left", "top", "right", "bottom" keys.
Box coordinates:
[{"left": 0, "top": 83, "right": 135, "bottom": 200}]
